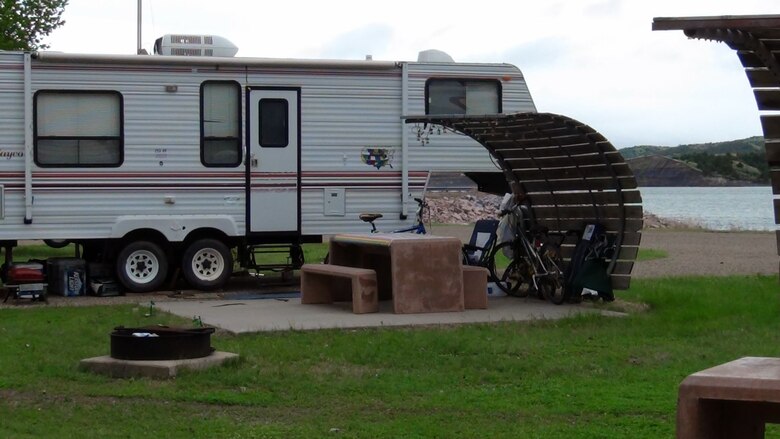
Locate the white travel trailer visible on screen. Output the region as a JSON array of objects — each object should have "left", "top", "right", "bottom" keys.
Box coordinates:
[{"left": 0, "top": 40, "right": 537, "bottom": 292}]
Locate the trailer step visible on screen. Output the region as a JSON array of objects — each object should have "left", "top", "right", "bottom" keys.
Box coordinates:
[{"left": 244, "top": 243, "right": 304, "bottom": 274}]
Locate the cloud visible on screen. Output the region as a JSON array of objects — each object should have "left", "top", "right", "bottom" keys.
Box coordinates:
[
  {"left": 584, "top": 0, "right": 623, "bottom": 16},
  {"left": 317, "top": 24, "right": 394, "bottom": 60},
  {"left": 501, "top": 37, "right": 575, "bottom": 70}
]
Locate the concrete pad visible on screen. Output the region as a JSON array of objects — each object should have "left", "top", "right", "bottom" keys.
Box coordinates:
[
  {"left": 79, "top": 351, "right": 239, "bottom": 379},
  {"left": 155, "top": 296, "right": 624, "bottom": 333}
]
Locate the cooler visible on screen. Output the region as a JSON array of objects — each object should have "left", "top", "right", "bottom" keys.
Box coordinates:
[
  {"left": 3, "top": 262, "right": 47, "bottom": 302},
  {"left": 7, "top": 262, "right": 45, "bottom": 284},
  {"left": 47, "top": 258, "right": 86, "bottom": 297}
]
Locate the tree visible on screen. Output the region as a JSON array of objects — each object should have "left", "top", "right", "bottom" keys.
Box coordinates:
[{"left": 0, "top": 0, "right": 68, "bottom": 51}]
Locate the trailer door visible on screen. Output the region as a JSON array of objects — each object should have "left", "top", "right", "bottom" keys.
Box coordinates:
[{"left": 247, "top": 88, "right": 300, "bottom": 234}]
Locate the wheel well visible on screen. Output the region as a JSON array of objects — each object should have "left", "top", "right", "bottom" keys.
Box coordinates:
[
  {"left": 109, "top": 230, "right": 173, "bottom": 264},
  {"left": 118, "top": 229, "right": 170, "bottom": 250},
  {"left": 182, "top": 228, "right": 235, "bottom": 249}
]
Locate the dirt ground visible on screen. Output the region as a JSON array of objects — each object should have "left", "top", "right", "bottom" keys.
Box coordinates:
[
  {"left": 631, "top": 230, "right": 778, "bottom": 278},
  {"left": 2, "top": 227, "right": 777, "bottom": 308},
  {"left": 428, "top": 225, "right": 779, "bottom": 279}
]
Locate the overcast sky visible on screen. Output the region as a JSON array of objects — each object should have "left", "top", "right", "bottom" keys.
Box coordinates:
[{"left": 45, "top": 0, "right": 778, "bottom": 149}]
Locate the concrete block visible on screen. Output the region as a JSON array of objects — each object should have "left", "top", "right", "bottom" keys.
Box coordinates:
[
  {"left": 79, "top": 351, "right": 239, "bottom": 379},
  {"left": 677, "top": 356, "right": 780, "bottom": 438},
  {"left": 462, "top": 265, "right": 489, "bottom": 309}
]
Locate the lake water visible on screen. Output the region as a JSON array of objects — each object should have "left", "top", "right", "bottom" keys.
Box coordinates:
[{"left": 640, "top": 186, "right": 776, "bottom": 231}]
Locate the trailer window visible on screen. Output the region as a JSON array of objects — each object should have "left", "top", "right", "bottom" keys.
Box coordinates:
[
  {"left": 201, "top": 81, "right": 241, "bottom": 167},
  {"left": 34, "top": 91, "right": 123, "bottom": 167},
  {"left": 426, "top": 79, "right": 501, "bottom": 115},
  {"left": 258, "top": 99, "right": 288, "bottom": 148}
]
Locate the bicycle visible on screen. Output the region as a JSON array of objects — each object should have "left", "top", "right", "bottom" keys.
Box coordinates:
[
  {"left": 358, "top": 197, "right": 427, "bottom": 234},
  {"left": 488, "top": 202, "right": 567, "bottom": 304},
  {"left": 322, "top": 198, "right": 427, "bottom": 263}
]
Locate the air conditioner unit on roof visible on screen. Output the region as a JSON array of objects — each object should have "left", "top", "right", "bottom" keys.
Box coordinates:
[
  {"left": 153, "top": 34, "right": 238, "bottom": 57},
  {"left": 417, "top": 49, "right": 454, "bottom": 63}
]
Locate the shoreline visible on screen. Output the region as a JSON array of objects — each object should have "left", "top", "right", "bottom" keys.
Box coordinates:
[
  {"left": 425, "top": 190, "right": 774, "bottom": 232},
  {"left": 642, "top": 212, "right": 704, "bottom": 230}
]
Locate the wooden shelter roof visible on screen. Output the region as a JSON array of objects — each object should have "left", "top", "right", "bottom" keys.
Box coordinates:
[
  {"left": 405, "top": 112, "right": 643, "bottom": 290},
  {"left": 653, "top": 14, "right": 780, "bottom": 262}
]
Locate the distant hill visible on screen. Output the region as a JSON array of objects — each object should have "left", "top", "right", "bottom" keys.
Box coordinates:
[
  {"left": 430, "top": 136, "right": 770, "bottom": 190},
  {"left": 620, "top": 136, "right": 765, "bottom": 159},
  {"left": 625, "top": 155, "right": 753, "bottom": 187},
  {"left": 620, "top": 136, "right": 769, "bottom": 186}
]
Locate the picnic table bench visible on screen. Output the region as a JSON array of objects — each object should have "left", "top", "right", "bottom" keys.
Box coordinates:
[
  {"left": 300, "top": 264, "right": 378, "bottom": 314},
  {"left": 677, "top": 357, "right": 780, "bottom": 438}
]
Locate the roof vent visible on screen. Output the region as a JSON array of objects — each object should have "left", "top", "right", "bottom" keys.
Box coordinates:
[
  {"left": 153, "top": 34, "right": 238, "bottom": 57},
  {"left": 417, "top": 49, "right": 454, "bottom": 63}
]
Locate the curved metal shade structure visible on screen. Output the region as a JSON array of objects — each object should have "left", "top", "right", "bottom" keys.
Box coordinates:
[
  {"left": 406, "top": 112, "right": 643, "bottom": 290},
  {"left": 653, "top": 14, "right": 780, "bottom": 267}
]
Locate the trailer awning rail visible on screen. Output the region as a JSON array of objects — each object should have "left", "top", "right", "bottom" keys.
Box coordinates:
[{"left": 33, "top": 51, "right": 401, "bottom": 70}]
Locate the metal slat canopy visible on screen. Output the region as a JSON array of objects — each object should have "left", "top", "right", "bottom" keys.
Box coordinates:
[
  {"left": 653, "top": 14, "right": 780, "bottom": 265},
  {"left": 405, "top": 112, "right": 643, "bottom": 290}
]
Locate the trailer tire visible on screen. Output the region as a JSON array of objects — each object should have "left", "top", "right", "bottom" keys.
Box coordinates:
[
  {"left": 116, "top": 241, "right": 168, "bottom": 293},
  {"left": 181, "top": 239, "right": 232, "bottom": 291},
  {"left": 44, "top": 239, "right": 70, "bottom": 249}
]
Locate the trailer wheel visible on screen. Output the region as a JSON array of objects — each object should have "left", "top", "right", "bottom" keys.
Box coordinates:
[
  {"left": 44, "top": 239, "right": 70, "bottom": 249},
  {"left": 116, "top": 241, "right": 168, "bottom": 293},
  {"left": 181, "top": 239, "right": 232, "bottom": 291}
]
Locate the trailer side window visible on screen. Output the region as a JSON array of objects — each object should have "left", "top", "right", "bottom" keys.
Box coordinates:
[
  {"left": 201, "top": 81, "right": 241, "bottom": 167},
  {"left": 258, "top": 99, "right": 289, "bottom": 148},
  {"left": 425, "top": 79, "right": 501, "bottom": 115},
  {"left": 34, "top": 91, "right": 123, "bottom": 167}
]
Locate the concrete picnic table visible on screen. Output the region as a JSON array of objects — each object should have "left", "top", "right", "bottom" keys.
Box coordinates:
[{"left": 328, "top": 233, "right": 464, "bottom": 314}]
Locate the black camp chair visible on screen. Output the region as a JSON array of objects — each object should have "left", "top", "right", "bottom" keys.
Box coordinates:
[{"left": 462, "top": 219, "right": 500, "bottom": 268}]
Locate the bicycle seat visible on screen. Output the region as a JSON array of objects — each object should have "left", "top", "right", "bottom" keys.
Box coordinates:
[{"left": 359, "top": 213, "right": 383, "bottom": 223}]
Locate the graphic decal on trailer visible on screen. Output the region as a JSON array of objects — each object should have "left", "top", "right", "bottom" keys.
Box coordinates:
[{"left": 360, "top": 147, "right": 395, "bottom": 169}]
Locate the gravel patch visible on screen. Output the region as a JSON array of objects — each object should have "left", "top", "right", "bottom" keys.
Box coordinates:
[{"left": 1, "top": 275, "right": 299, "bottom": 309}]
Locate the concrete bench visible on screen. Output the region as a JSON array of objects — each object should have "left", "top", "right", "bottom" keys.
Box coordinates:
[
  {"left": 300, "top": 264, "right": 378, "bottom": 314},
  {"left": 462, "top": 265, "right": 488, "bottom": 309},
  {"left": 677, "top": 357, "right": 780, "bottom": 438}
]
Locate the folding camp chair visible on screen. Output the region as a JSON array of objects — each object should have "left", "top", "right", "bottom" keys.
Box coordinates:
[{"left": 462, "top": 219, "right": 499, "bottom": 267}]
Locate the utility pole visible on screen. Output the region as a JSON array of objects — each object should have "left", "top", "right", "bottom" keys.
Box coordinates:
[{"left": 136, "top": 0, "right": 143, "bottom": 54}]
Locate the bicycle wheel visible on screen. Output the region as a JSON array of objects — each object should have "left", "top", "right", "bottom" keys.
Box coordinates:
[
  {"left": 539, "top": 275, "right": 565, "bottom": 304},
  {"left": 489, "top": 242, "right": 529, "bottom": 296},
  {"left": 539, "top": 243, "right": 565, "bottom": 304}
]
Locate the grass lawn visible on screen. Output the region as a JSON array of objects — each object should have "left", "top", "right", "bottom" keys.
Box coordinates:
[
  {"left": 11, "top": 243, "right": 79, "bottom": 261},
  {"left": 0, "top": 274, "right": 778, "bottom": 437},
  {"left": 636, "top": 248, "right": 668, "bottom": 261}
]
